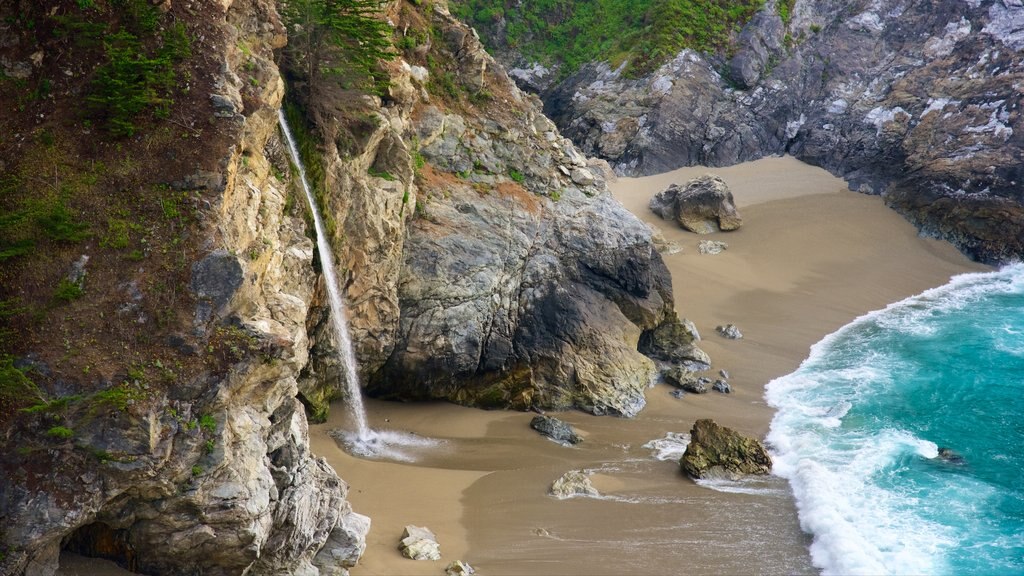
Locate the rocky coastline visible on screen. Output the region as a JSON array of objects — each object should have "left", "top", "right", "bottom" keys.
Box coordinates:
[{"left": 488, "top": 0, "right": 1024, "bottom": 263}]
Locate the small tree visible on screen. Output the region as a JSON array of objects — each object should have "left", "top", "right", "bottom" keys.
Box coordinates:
[{"left": 281, "top": 0, "right": 394, "bottom": 94}]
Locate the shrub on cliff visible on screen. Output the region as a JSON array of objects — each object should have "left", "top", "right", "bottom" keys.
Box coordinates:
[{"left": 280, "top": 0, "right": 395, "bottom": 94}]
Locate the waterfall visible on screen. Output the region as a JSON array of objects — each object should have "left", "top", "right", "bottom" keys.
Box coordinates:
[{"left": 277, "top": 109, "right": 370, "bottom": 441}]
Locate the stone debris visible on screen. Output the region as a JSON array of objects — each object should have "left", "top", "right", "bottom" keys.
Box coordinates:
[
  {"left": 446, "top": 560, "right": 477, "bottom": 575},
  {"left": 550, "top": 470, "right": 599, "bottom": 499},
  {"left": 712, "top": 380, "right": 732, "bottom": 394},
  {"left": 530, "top": 415, "right": 583, "bottom": 445},
  {"left": 698, "top": 240, "right": 729, "bottom": 255},
  {"left": 715, "top": 324, "right": 743, "bottom": 339},
  {"left": 399, "top": 525, "right": 442, "bottom": 561}
]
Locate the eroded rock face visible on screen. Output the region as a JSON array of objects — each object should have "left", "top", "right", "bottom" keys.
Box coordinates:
[
  {"left": 649, "top": 176, "right": 742, "bottom": 234},
  {"left": 0, "top": 2, "right": 367, "bottom": 574},
  {"left": 529, "top": 0, "right": 1024, "bottom": 263},
  {"left": 294, "top": 2, "right": 706, "bottom": 418},
  {"left": 680, "top": 419, "right": 772, "bottom": 480}
]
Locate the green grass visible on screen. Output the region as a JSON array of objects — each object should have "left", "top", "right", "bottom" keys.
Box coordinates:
[
  {"left": 54, "top": 278, "right": 84, "bottom": 301},
  {"left": 451, "top": 0, "right": 766, "bottom": 77},
  {"left": 46, "top": 425, "right": 74, "bottom": 439}
]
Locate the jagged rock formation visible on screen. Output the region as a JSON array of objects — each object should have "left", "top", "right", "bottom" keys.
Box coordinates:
[
  {"left": 649, "top": 176, "right": 743, "bottom": 234},
  {"left": 295, "top": 1, "right": 708, "bottom": 418},
  {"left": 0, "top": 1, "right": 366, "bottom": 574},
  {"left": 497, "top": 0, "right": 1024, "bottom": 263},
  {"left": 680, "top": 419, "right": 772, "bottom": 480}
]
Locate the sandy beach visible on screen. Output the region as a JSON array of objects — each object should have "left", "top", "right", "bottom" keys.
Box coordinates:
[{"left": 305, "top": 155, "right": 987, "bottom": 575}]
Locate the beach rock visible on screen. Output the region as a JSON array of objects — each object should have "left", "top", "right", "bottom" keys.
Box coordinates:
[
  {"left": 938, "top": 447, "right": 965, "bottom": 465},
  {"left": 712, "top": 380, "right": 732, "bottom": 394},
  {"left": 550, "top": 470, "right": 599, "bottom": 499},
  {"left": 670, "top": 389, "right": 686, "bottom": 399},
  {"left": 719, "top": 369, "right": 730, "bottom": 379},
  {"left": 697, "top": 240, "right": 729, "bottom": 255},
  {"left": 716, "top": 324, "right": 743, "bottom": 340},
  {"left": 446, "top": 560, "right": 477, "bottom": 576},
  {"left": 639, "top": 314, "right": 710, "bottom": 370},
  {"left": 648, "top": 176, "right": 742, "bottom": 234},
  {"left": 680, "top": 419, "right": 772, "bottom": 480},
  {"left": 530, "top": 415, "right": 583, "bottom": 445},
  {"left": 399, "top": 525, "right": 442, "bottom": 561},
  {"left": 663, "top": 366, "right": 709, "bottom": 394}
]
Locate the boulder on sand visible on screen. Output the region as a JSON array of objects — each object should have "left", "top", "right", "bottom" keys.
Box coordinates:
[
  {"left": 530, "top": 415, "right": 583, "bottom": 445},
  {"left": 680, "top": 419, "right": 771, "bottom": 479},
  {"left": 399, "top": 525, "right": 441, "bottom": 560},
  {"left": 649, "top": 175, "right": 742, "bottom": 234},
  {"left": 550, "top": 470, "right": 599, "bottom": 499}
]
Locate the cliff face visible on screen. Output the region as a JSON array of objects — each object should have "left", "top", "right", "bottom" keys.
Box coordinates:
[
  {"left": 0, "top": 1, "right": 365, "bottom": 573},
  {"left": 295, "top": 1, "right": 706, "bottom": 419},
  {"left": 2, "top": 0, "right": 706, "bottom": 572},
  {"left": 498, "top": 0, "right": 1024, "bottom": 263}
]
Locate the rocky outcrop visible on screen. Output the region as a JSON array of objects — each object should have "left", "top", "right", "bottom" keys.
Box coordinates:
[
  {"left": 649, "top": 176, "right": 742, "bottom": 234},
  {"left": 0, "top": 1, "right": 367, "bottom": 574},
  {"left": 526, "top": 0, "right": 1024, "bottom": 263},
  {"left": 680, "top": 419, "right": 772, "bottom": 480},
  {"left": 530, "top": 415, "right": 583, "bottom": 445},
  {"left": 290, "top": 1, "right": 708, "bottom": 418}
]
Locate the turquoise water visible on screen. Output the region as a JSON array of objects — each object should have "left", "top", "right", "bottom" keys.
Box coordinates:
[{"left": 766, "top": 264, "right": 1024, "bottom": 575}]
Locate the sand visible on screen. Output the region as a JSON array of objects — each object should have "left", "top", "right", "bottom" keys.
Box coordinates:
[
  {"left": 307, "top": 155, "right": 987, "bottom": 575},
  {"left": 60, "top": 156, "right": 986, "bottom": 575}
]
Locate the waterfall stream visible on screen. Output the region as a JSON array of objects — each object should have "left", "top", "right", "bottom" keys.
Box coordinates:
[
  {"left": 278, "top": 109, "right": 370, "bottom": 440},
  {"left": 278, "top": 109, "right": 438, "bottom": 460}
]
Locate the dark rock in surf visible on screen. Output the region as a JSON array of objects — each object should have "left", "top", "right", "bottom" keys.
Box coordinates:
[
  {"left": 530, "top": 415, "right": 583, "bottom": 445},
  {"left": 680, "top": 419, "right": 771, "bottom": 479}
]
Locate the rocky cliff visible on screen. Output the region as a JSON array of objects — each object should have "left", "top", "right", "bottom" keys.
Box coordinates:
[
  {"left": 490, "top": 0, "right": 1024, "bottom": 263},
  {"left": 0, "top": 1, "right": 365, "bottom": 573}
]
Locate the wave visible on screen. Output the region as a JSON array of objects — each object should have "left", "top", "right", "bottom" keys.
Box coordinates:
[{"left": 765, "top": 264, "right": 1024, "bottom": 575}]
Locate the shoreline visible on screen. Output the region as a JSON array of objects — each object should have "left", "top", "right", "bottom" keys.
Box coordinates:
[{"left": 308, "top": 155, "right": 987, "bottom": 575}]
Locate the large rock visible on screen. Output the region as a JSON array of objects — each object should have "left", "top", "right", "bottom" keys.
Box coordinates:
[
  {"left": 356, "top": 6, "right": 699, "bottom": 417},
  {"left": 649, "top": 176, "right": 743, "bottom": 234},
  {"left": 680, "top": 419, "right": 772, "bottom": 480}
]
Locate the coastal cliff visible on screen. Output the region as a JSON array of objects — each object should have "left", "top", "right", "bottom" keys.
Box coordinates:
[
  {"left": 0, "top": 0, "right": 704, "bottom": 572},
  {"left": 0, "top": 1, "right": 366, "bottom": 573},
  {"left": 469, "top": 0, "right": 1024, "bottom": 263}
]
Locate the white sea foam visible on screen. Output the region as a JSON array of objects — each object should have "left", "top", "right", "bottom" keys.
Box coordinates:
[
  {"left": 642, "top": 432, "right": 690, "bottom": 461},
  {"left": 694, "top": 477, "right": 786, "bottom": 496},
  {"left": 330, "top": 428, "right": 442, "bottom": 462}
]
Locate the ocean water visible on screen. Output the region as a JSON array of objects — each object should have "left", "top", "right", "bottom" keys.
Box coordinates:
[{"left": 766, "top": 264, "right": 1024, "bottom": 576}]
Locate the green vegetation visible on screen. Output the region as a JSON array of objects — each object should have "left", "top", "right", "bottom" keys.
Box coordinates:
[
  {"left": 280, "top": 0, "right": 395, "bottom": 94},
  {"left": 450, "top": 0, "right": 767, "bottom": 77},
  {"left": 72, "top": 0, "right": 194, "bottom": 136},
  {"left": 0, "top": 356, "right": 45, "bottom": 411},
  {"left": 0, "top": 181, "right": 91, "bottom": 263},
  {"left": 46, "top": 426, "right": 75, "bottom": 440},
  {"left": 776, "top": 0, "right": 795, "bottom": 24},
  {"left": 54, "top": 278, "right": 85, "bottom": 302},
  {"left": 508, "top": 169, "right": 525, "bottom": 183},
  {"left": 198, "top": 413, "right": 216, "bottom": 433},
  {"left": 282, "top": 100, "right": 338, "bottom": 246}
]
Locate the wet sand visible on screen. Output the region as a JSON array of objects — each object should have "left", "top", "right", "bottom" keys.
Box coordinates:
[{"left": 310, "top": 155, "right": 987, "bottom": 575}]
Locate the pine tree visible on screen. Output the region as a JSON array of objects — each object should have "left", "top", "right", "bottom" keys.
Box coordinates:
[{"left": 280, "top": 0, "right": 394, "bottom": 94}]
